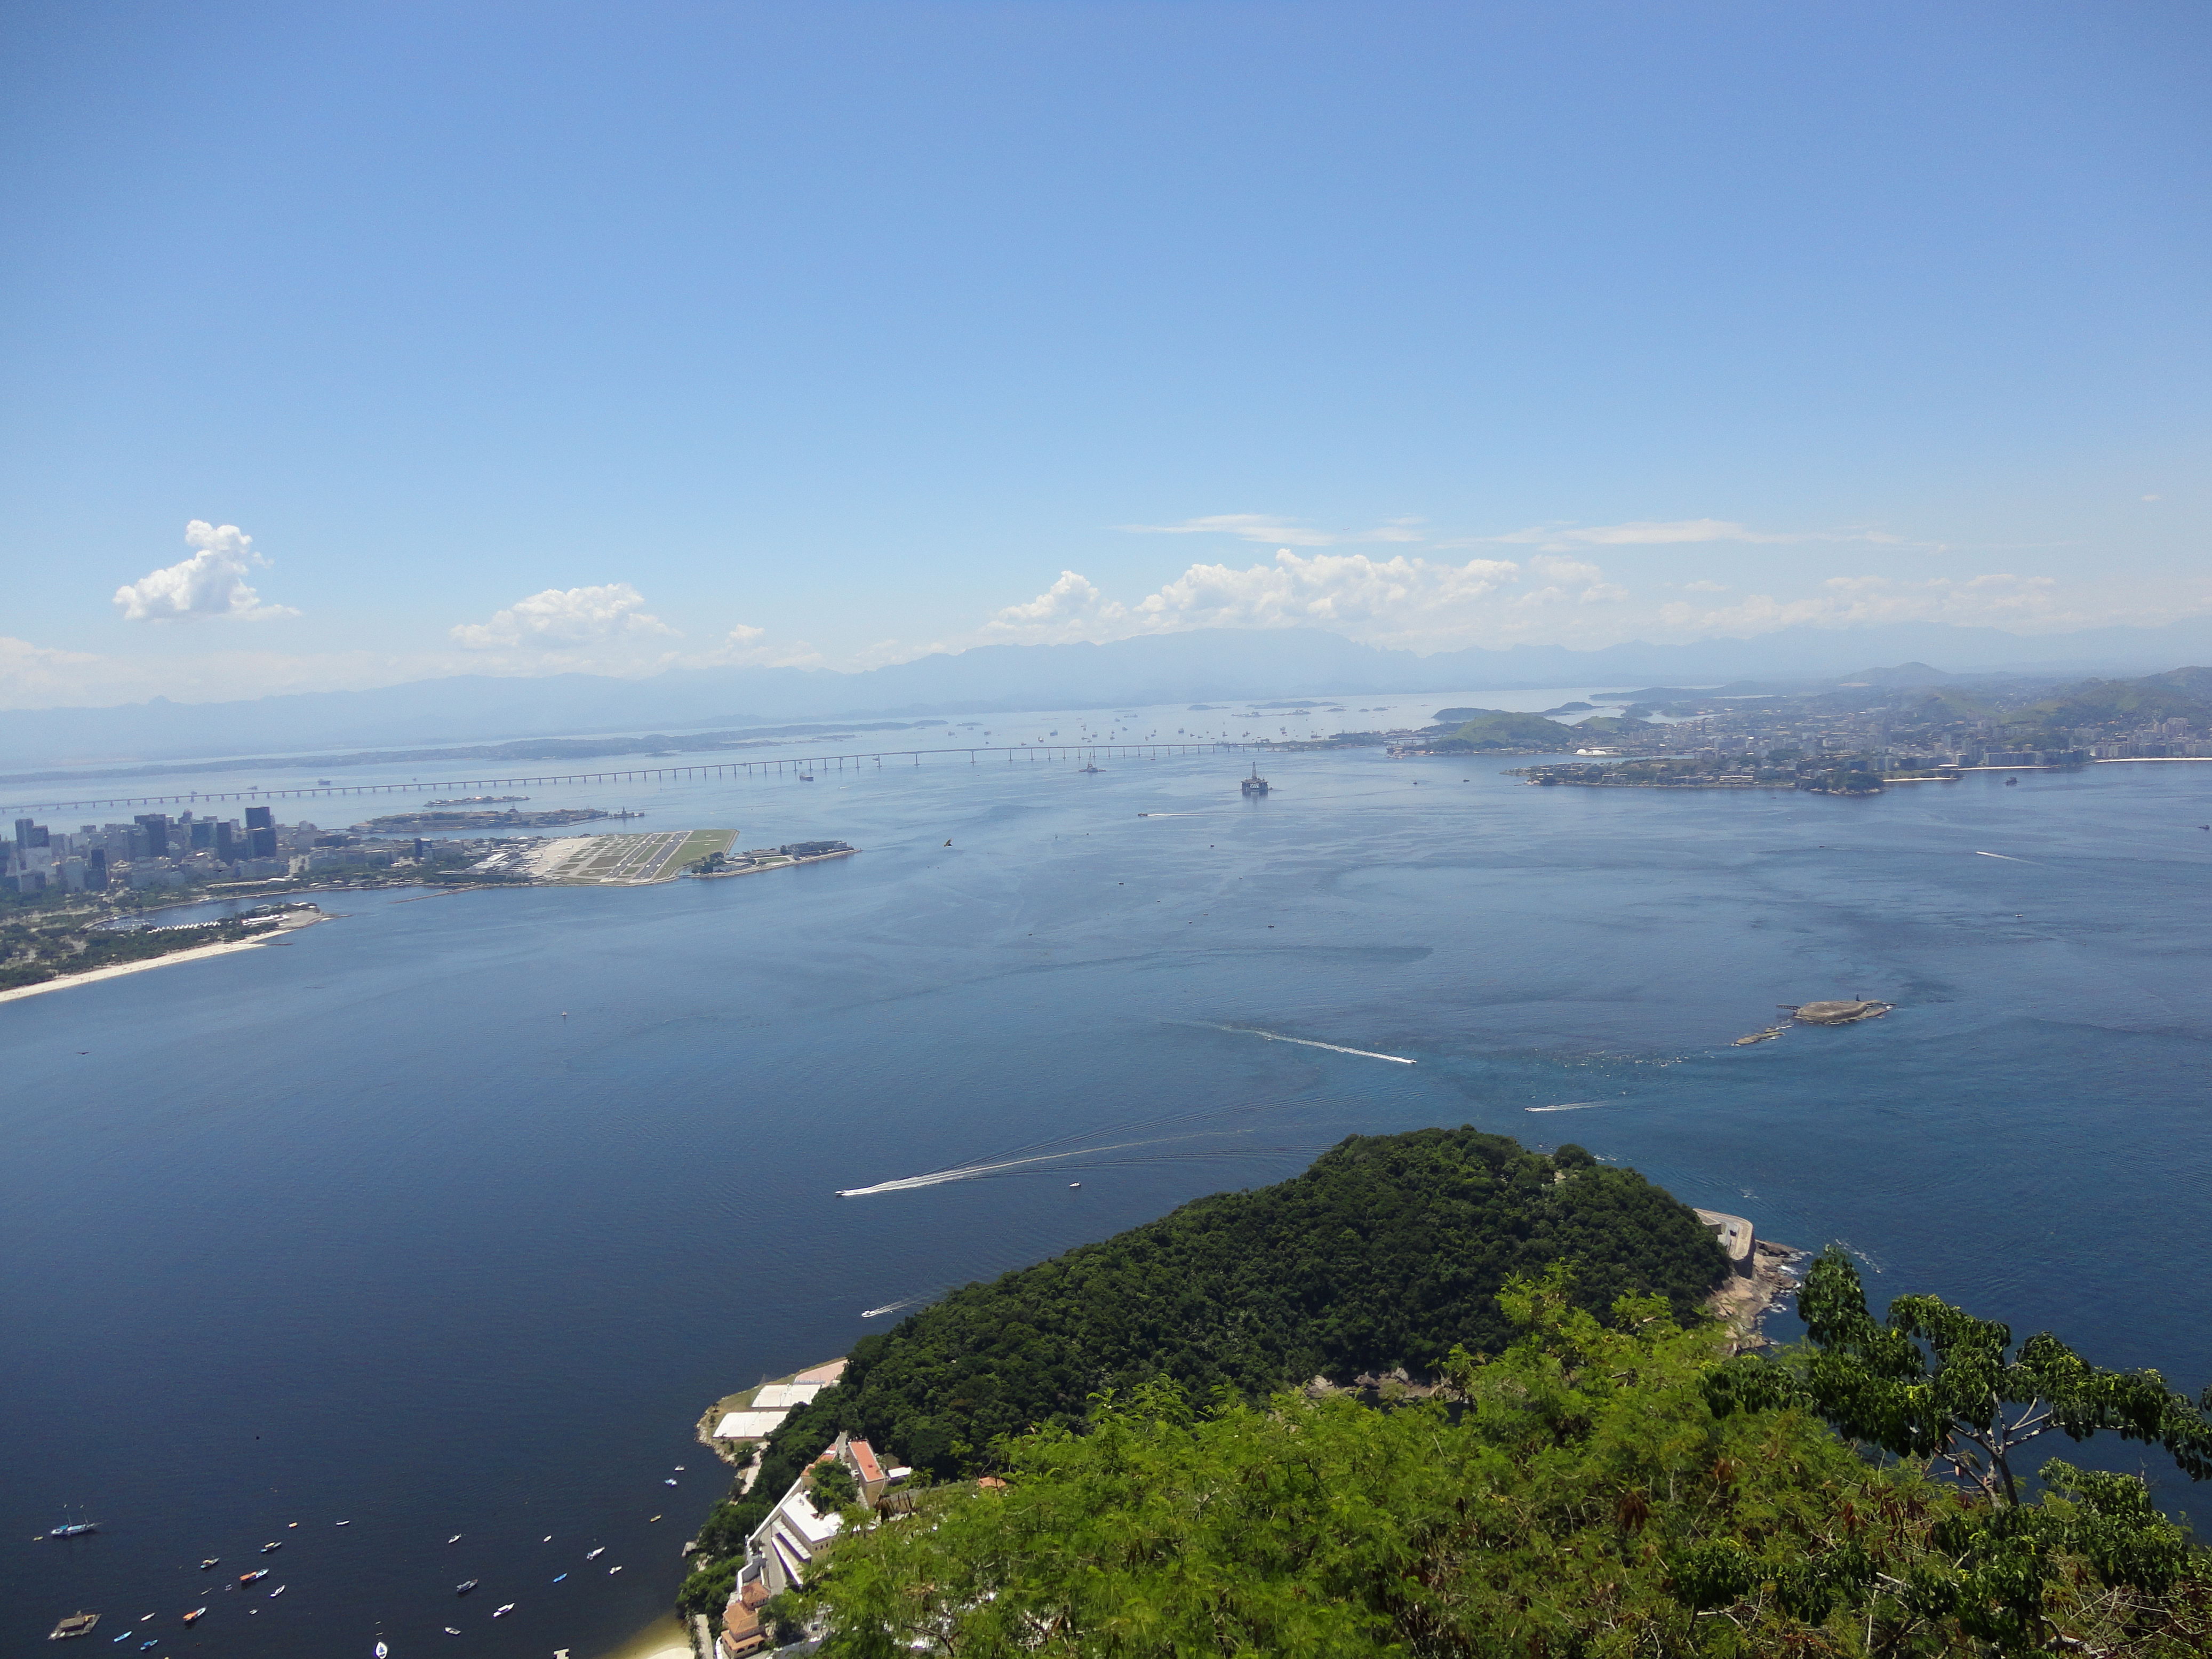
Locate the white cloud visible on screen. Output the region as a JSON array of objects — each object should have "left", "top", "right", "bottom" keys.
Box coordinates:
[
  {"left": 697, "top": 623, "right": 826, "bottom": 669},
  {"left": 1680, "top": 579, "right": 1731, "bottom": 593},
  {"left": 1654, "top": 573, "right": 2063, "bottom": 636},
  {"left": 1465, "top": 517, "right": 1913, "bottom": 553},
  {"left": 451, "top": 583, "right": 678, "bottom": 651},
  {"left": 982, "top": 549, "right": 1564, "bottom": 652},
  {"left": 1119, "top": 513, "right": 1427, "bottom": 547},
  {"left": 114, "top": 521, "right": 297, "bottom": 621}
]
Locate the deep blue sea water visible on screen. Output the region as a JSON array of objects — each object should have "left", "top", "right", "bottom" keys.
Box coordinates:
[{"left": 5, "top": 728, "right": 2210, "bottom": 1656}]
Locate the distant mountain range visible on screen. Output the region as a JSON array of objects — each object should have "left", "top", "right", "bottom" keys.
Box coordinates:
[{"left": 9, "top": 616, "right": 2212, "bottom": 771}]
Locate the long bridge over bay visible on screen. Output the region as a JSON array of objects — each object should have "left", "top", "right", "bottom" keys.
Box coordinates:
[{"left": 1, "top": 741, "right": 1253, "bottom": 816}]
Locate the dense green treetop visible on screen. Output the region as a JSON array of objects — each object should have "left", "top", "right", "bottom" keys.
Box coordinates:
[
  {"left": 833, "top": 1129, "right": 1723, "bottom": 1478},
  {"left": 796, "top": 1276, "right": 2212, "bottom": 1657}
]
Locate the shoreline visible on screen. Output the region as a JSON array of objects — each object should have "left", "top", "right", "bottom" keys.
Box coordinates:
[{"left": 0, "top": 913, "right": 328, "bottom": 1006}]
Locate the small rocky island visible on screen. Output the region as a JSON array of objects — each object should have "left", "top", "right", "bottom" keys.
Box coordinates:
[{"left": 1784, "top": 999, "right": 1894, "bottom": 1025}]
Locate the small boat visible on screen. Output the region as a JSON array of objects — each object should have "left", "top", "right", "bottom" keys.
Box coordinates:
[
  {"left": 140, "top": 1644, "right": 158, "bottom": 1652},
  {"left": 608, "top": 1565, "right": 623, "bottom": 1575},
  {"left": 648, "top": 1515, "right": 661, "bottom": 1522},
  {"left": 445, "top": 1628, "right": 461, "bottom": 1636},
  {"left": 238, "top": 1570, "right": 268, "bottom": 1587},
  {"left": 376, "top": 1645, "right": 389, "bottom": 1658},
  {"left": 1069, "top": 1181, "right": 1081, "bottom": 1189},
  {"left": 663, "top": 1478, "right": 677, "bottom": 1486},
  {"left": 542, "top": 1535, "right": 552, "bottom": 1543},
  {"left": 261, "top": 1541, "right": 283, "bottom": 1553},
  {"left": 335, "top": 1520, "right": 351, "bottom": 1526},
  {"left": 585, "top": 1547, "right": 605, "bottom": 1560},
  {"left": 552, "top": 1573, "right": 566, "bottom": 1583},
  {"left": 455, "top": 1580, "right": 478, "bottom": 1596},
  {"left": 446, "top": 1534, "right": 462, "bottom": 1545},
  {"left": 198, "top": 1560, "right": 219, "bottom": 1572},
  {"left": 47, "top": 1611, "right": 100, "bottom": 1639},
  {"left": 267, "top": 1585, "right": 285, "bottom": 1598},
  {"left": 180, "top": 1611, "right": 205, "bottom": 1626},
  {"left": 797, "top": 773, "right": 814, "bottom": 783},
  {"left": 492, "top": 1605, "right": 515, "bottom": 1619},
  {"left": 674, "top": 1465, "right": 685, "bottom": 1472},
  {"left": 46, "top": 1520, "right": 100, "bottom": 1540}
]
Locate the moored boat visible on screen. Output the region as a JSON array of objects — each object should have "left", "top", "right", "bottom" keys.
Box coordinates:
[
  {"left": 454, "top": 1580, "right": 478, "bottom": 1596},
  {"left": 48, "top": 1612, "right": 100, "bottom": 1640}
]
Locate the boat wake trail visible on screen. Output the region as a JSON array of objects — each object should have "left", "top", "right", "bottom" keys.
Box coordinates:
[
  {"left": 861, "top": 1297, "right": 923, "bottom": 1319},
  {"left": 837, "top": 1132, "right": 1235, "bottom": 1198},
  {"left": 1974, "top": 851, "right": 2033, "bottom": 862},
  {"left": 1525, "top": 1101, "right": 1605, "bottom": 1112},
  {"left": 1185, "top": 1023, "right": 1416, "bottom": 1065}
]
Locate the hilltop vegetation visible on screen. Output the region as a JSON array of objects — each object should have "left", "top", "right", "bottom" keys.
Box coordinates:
[
  {"left": 683, "top": 1131, "right": 1723, "bottom": 1604},
  {"left": 797, "top": 1274, "right": 2212, "bottom": 1657}
]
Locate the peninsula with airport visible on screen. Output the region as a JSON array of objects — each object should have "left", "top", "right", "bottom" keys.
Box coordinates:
[{"left": 0, "top": 804, "right": 853, "bottom": 997}]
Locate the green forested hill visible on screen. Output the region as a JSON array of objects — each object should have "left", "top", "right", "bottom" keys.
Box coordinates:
[
  {"left": 685, "top": 1130, "right": 1724, "bottom": 1598},
  {"left": 1433, "top": 708, "right": 1579, "bottom": 749},
  {"left": 838, "top": 1130, "right": 1721, "bottom": 1473}
]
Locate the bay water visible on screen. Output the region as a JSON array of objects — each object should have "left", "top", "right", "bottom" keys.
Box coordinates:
[{"left": 5, "top": 713, "right": 2209, "bottom": 1655}]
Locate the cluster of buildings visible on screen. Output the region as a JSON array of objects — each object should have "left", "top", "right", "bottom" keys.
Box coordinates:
[
  {"left": 2, "top": 807, "right": 436, "bottom": 897},
  {"left": 1554, "top": 699, "right": 2209, "bottom": 774},
  {"left": 706, "top": 1361, "right": 913, "bottom": 1657}
]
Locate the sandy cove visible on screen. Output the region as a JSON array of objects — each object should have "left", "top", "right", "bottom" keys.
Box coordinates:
[{"left": 0, "top": 913, "right": 328, "bottom": 1006}]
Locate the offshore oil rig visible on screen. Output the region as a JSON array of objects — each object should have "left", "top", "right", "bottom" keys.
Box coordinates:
[{"left": 1241, "top": 763, "right": 1270, "bottom": 797}]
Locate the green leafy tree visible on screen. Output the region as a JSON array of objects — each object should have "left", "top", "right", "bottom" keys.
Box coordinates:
[
  {"left": 793, "top": 1272, "right": 2212, "bottom": 1656},
  {"left": 809, "top": 1459, "right": 858, "bottom": 1511},
  {"left": 1708, "top": 1246, "right": 2212, "bottom": 1504}
]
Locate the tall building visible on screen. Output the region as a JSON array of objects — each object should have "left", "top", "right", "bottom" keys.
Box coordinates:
[
  {"left": 134, "top": 812, "right": 172, "bottom": 858},
  {"left": 215, "top": 820, "right": 238, "bottom": 860}
]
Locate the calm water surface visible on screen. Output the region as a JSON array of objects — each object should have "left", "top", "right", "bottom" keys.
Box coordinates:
[{"left": 5, "top": 737, "right": 2209, "bottom": 1656}]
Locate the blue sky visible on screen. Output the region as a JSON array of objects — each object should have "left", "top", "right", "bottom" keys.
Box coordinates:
[{"left": 2, "top": 1, "right": 2206, "bottom": 706}]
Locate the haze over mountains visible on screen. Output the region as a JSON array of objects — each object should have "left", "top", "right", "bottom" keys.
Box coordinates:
[{"left": 11, "top": 617, "right": 2212, "bottom": 770}]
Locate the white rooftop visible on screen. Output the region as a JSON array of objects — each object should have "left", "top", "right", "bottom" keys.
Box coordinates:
[
  {"left": 753, "top": 1381, "right": 826, "bottom": 1410},
  {"left": 713, "top": 1409, "right": 790, "bottom": 1439}
]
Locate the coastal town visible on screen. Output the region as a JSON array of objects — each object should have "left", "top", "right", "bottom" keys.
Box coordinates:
[{"left": 1351, "top": 664, "right": 2212, "bottom": 793}]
